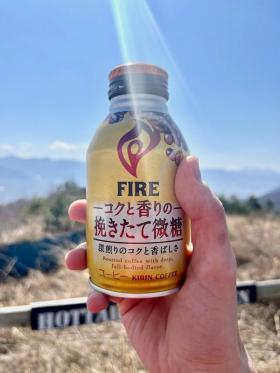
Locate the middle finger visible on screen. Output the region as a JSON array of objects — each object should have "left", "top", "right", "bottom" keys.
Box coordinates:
[{"left": 65, "top": 243, "right": 87, "bottom": 270}]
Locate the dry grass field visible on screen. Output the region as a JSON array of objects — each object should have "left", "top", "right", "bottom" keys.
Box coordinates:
[{"left": 0, "top": 215, "right": 279, "bottom": 372}]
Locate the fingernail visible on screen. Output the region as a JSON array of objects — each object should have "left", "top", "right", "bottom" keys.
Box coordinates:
[
  {"left": 77, "top": 242, "right": 87, "bottom": 249},
  {"left": 64, "top": 252, "right": 70, "bottom": 268},
  {"left": 187, "top": 156, "right": 202, "bottom": 182}
]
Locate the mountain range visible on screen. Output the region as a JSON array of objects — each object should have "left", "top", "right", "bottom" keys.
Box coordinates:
[
  {"left": 0, "top": 156, "right": 280, "bottom": 204},
  {"left": 259, "top": 186, "right": 280, "bottom": 210}
]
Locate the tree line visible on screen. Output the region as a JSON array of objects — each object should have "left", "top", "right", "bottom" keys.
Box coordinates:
[
  {"left": 219, "top": 195, "right": 274, "bottom": 215},
  {"left": 24, "top": 182, "right": 276, "bottom": 234}
]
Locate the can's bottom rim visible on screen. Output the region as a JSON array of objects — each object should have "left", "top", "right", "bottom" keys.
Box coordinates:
[{"left": 89, "top": 279, "right": 179, "bottom": 299}]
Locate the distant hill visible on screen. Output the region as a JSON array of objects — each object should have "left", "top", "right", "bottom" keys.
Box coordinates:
[
  {"left": 1, "top": 156, "right": 280, "bottom": 203},
  {"left": 0, "top": 156, "right": 85, "bottom": 203},
  {"left": 202, "top": 168, "right": 280, "bottom": 199},
  {"left": 259, "top": 186, "right": 280, "bottom": 210}
]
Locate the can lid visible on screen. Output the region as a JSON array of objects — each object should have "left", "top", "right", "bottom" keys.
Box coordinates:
[
  {"left": 109, "top": 62, "right": 168, "bottom": 81},
  {"left": 108, "top": 62, "right": 169, "bottom": 101}
]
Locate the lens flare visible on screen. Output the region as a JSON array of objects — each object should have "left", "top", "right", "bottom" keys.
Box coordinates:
[{"left": 110, "top": 0, "right": 196, "bottom": 106}]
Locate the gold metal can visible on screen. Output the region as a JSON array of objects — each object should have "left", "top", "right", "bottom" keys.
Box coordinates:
[{"left": 86, "top": 63, "right": 191, "bottom": 298}]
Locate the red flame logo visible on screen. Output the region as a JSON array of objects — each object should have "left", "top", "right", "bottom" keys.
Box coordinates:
[{"left": 117, "top": 120, "right": 161, "bottom": 177}]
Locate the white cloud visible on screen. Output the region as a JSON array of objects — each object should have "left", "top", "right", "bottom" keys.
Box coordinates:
[
  {"left": 20, "top": 142, "right": 32, "bottom": 151},
  {"left": 0, "top": 144, "right": 14, "bottom": 152},
  {"left": 49, "top": 140, "right": 78, "bottom": 151},
  {"left": 0, "top": 141, "right": 87, "bottom": 160},
  {"left": 49, "top": 140, "right": 87, "bottom": 152},
  {"left": 0, "top": 143, "right": 33, "bottom": 157}
]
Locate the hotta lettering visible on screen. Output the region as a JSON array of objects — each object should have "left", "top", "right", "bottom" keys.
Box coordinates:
[{"left": 35, "top": 306, "right": 119, "bottom": 330}]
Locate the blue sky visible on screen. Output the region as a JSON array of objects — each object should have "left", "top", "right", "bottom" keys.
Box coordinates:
[{"left": 0, "top": 0, "right": 279, "bottom": 169}]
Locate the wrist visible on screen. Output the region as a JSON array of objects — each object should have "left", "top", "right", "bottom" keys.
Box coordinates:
[
  {"left": 184, "top": 346, "right": 256, "bottom": 373},
  {"left": 161, "top": 351, "right": 256, "bottom": 373}
]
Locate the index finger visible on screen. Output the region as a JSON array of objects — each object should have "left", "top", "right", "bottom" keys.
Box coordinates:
[{"left": 68, "top": 199, "right": 87, "bottom": 224}]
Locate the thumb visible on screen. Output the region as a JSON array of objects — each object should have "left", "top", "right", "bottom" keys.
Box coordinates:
[{"left": 175, "top": 156, "right": 236, "bottom": 283}]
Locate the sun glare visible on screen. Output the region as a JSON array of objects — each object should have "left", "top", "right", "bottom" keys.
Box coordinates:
[{"left": 110, "top": 0, "right": 195, "bottom": 107}]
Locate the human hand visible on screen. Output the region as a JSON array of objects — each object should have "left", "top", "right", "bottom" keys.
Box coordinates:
[{"left": 65, "top": 156, "right": 255, "bottom": 373}]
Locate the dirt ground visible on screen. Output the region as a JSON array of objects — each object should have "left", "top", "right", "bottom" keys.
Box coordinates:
[{"left": 0, "top": 215, "right": 279, "bottom": 372}]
